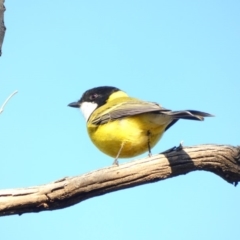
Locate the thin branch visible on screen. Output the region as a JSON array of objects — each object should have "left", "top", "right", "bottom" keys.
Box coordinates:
[
  {"left": 0, "top": 91, "right": 18, "bottom": 114},
  {"left": 0, "top": 144, "right": 239, "bottom": 217}
]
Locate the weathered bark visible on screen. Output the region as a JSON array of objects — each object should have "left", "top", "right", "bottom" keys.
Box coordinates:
[
  {"left": 0, "top": 0, "right": 6, "bottom": 56},
  {"left": 0, "top": 144, "right": 239, "bottom": 217}
]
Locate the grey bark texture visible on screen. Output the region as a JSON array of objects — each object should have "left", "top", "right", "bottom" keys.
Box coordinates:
[{"left": 0, "top": 0, "right": 6, "bottom": 56}]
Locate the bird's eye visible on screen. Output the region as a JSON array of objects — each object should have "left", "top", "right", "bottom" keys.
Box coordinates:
[{"left": 89, "top": 93, "right": 99, "bottom": 100}]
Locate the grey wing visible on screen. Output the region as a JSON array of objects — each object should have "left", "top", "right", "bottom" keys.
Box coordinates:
[{"left": 92, "top": 100, "right": 170, "bottom": 125}]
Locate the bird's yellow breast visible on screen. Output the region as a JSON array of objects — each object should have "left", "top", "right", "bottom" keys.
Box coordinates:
[{"left": 87, "top": 113, "right": 169, "bottom": 158}]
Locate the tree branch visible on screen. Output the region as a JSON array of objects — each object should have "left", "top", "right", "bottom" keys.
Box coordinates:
[
  {"left": 0, "top": 91, "right": 18, "bottom": 114},
  {"left": 0, "top": 0, "right": 6, "bottom": 56},
  {"left": 0, "top": 144, "right": 239, "bottom": 217}
]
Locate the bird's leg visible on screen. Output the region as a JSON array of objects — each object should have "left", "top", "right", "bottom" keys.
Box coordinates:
[
  {"left": 113, "top": 142, "right": 125, "bottom": 166},
  {"left": 147, "top": 130, "right": 152, "bottom": 157},
  {"left": 160, "top": 141, "right": 184, "bottom": 154}
]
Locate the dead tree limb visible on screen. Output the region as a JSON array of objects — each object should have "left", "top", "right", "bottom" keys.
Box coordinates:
[
  {"left": 0, "top": 144, "right": 239, "bottom": 217},
  {"left": 0, "top": 0, "right": 6, "bottom": 56}
]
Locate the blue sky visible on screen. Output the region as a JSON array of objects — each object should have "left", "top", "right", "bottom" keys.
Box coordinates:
[{"left": 1, "top": 1, "right": 239, "bottom": 239}]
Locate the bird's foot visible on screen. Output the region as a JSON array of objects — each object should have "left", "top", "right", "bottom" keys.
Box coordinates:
[{"left": 112, "top": 158, "right": 119, "bottom": 166}]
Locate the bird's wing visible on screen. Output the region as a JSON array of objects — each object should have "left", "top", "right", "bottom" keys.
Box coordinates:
[
  {"left": 91, "top": 99, "right": 170, "bottom": 125},
  {"left": 90, "top": 98, "right": 213, "bottom": 126}
]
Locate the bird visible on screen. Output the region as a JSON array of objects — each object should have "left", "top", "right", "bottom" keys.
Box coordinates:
[{"left": 68, "top": 86, "right": 213, "bottom": 164}]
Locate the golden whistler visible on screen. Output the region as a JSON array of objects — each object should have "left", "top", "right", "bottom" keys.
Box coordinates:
[{"left": 69, "top": 86, "right": 213, "bottom": 164}]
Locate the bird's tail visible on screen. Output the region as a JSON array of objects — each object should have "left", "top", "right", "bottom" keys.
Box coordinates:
[
  {"left": 163, "top": 110, "right": 213, "bottom": 131},
  {"left": 165, "top": 110, "right": 213, "bottom": 121}
]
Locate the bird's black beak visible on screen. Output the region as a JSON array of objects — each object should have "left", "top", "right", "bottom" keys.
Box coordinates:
[{"left": 68, "top": 102, "right": 80, "bottom": 108}]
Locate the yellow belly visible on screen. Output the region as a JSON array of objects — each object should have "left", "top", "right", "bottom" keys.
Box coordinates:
[{"left": 87, "top": 113, "right": 170, "bottom": 158}]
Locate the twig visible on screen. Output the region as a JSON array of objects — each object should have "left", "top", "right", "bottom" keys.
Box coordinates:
[{"left": 0, "top": 90, "right": 18, "bottom": 114}]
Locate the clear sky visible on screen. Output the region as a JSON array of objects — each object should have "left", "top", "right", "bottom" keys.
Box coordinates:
[{"left": 1, "top": 1, "right": 239, "bottom": 239}]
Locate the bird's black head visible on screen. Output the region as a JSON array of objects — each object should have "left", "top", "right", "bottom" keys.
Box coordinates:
[{"left": 68, "top": 86, "right": 120, "bottom": 109}]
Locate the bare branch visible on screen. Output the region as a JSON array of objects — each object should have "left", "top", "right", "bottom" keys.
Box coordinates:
[
  {"left": 0, "top": 144, "right": 239, "bottom": 217},
  {"left": 0, "top": 0, "right": 6, "bottom": 56},
  {"left": 0, "top": 91, "right": 18, "bottom": 114}
]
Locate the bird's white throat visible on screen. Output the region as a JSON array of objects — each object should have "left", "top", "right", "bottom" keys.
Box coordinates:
[{"left": 80, "top": 102, "right": 98, "bottom": 121}]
